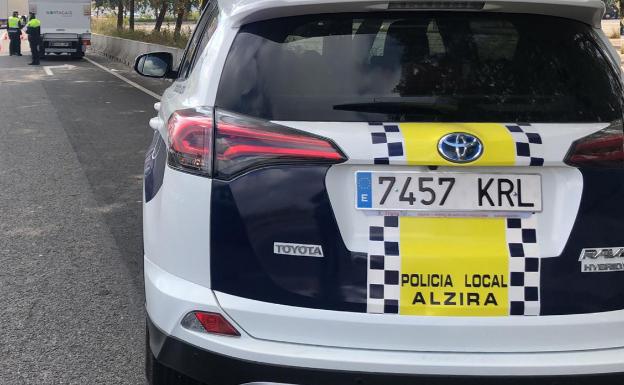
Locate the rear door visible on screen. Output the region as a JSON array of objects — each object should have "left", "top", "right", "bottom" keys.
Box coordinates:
[
  {"left": 210, "top": 11, "right": 624, "bottom": 352},
  {"left": 30, "top": 0, "right": 90, "bottom": 35}
]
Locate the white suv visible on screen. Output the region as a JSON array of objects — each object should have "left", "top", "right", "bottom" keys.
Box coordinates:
[{"left": 136, "top": 0, "right": 624, "bottom": 384}]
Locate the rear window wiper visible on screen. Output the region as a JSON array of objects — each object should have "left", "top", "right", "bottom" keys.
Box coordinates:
[{"left": 333, "top": 96, "right": 459, "bottom": 114}]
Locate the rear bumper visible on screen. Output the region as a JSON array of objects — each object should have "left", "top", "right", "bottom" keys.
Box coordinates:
[
  {"left": 147, "top": 316, "right": 624, "bottom": 385},
  {"left": 42, "top": 36, "right": 85, "bottom": 54},
  {"left": 145, "top": 256, "right": 624, "bottom": 378},
  {"left": 44, "top": 48, "right": 79, "bottom": 53}
]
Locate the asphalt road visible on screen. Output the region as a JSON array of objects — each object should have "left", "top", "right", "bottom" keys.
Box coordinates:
[{"left": 0, "top": 44, "right": 169, "bottom": 384}]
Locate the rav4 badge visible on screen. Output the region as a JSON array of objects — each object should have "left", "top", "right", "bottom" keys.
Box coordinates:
[{"left": 579, "top": 248, "right": 624, "bottom": 273}]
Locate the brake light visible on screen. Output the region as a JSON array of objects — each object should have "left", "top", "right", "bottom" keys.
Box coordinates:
[
  {"left": 167, "top": 107, "right": 214, "bottom": 176},
  {"left": 565, "top": 123, "right": 624, "bottom": 168},
  {"left": 166, "top": 108, "right": 346, "bottom": 178},
  {"left": 214, "top": 110, "right": 346, "bottom": 179},
  {"left": 388, "top": 1, "right": 485, "bottom": 9},
  {"left": 181, "top": 311, "right": 240, "bottom": 336}
]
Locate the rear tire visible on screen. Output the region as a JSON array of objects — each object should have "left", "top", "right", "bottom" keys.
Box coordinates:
[{"left": 145, "top": 324, "right": 204, "bottom": 385}]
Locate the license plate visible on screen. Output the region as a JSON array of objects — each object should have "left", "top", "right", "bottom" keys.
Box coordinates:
[
  {"left": 51, "top": 42, "right": 70, "bottom": 47},
  {"left": 356, "top": 171, "right": 541, "bottom": 213}
]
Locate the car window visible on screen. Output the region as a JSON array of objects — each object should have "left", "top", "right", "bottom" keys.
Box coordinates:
[
  {"left": 189, "top": 3, "right": 219, "bottom": 74},
  {"left": 178, "top": 2, "right": 219, "bottom": 79},
  {"left": 216, "top": 12, "right": 623, "bottom": 122}
]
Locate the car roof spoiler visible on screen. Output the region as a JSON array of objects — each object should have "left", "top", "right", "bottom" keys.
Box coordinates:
[{"left": 221, "top": 0, "right": 605, "bottom": 28}]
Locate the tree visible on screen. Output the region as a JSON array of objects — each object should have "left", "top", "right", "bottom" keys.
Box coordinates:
[
  {"left": 173, "top": 0, "right": 188, "bottom": 39},
  {"left": 116, "top": 0, "right": 124, "bottom": 30},
  {"left": 153, "top": 0, "right": 170, "bottom": 32},
  {"left": 129, "top": 0, "right": 135, "bottom": 30}
]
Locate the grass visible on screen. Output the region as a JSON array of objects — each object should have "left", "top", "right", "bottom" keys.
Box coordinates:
[
  {"left": 92, "top": 17, "right": 191, "bottom": 49},
  {"left": 608, "top": 27, "right": 621, "bottom": 39}
]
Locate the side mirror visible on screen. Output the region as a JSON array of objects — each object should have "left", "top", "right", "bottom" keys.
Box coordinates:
[{"left": 134, "top": 52, "right": 176, "bottom": 79}]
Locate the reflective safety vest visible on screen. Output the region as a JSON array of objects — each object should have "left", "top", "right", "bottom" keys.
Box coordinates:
[
  {"left": 8, "top": 16, "right": 20, "bottom": 30},
  {"left": 27, "top": 18, "right": 41, "bottom": 28}
]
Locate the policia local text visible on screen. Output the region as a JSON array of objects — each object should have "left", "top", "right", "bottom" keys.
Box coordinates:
[{"left": 402, "top": 273, "right": 507, "bottom": 307}]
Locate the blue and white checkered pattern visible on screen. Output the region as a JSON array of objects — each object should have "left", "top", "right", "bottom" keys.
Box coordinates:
[
  {"left": 506, "top": 215, "right": 541, "bottom": 316},
  {"left": 367, "top": 216, "right": 401, "bottom": 314},
  {"left": 506, "top": 124, "right": 545, "bottom": 166},
  {"left": 369, "top": 123, "right": 406, "bottom": 165}
]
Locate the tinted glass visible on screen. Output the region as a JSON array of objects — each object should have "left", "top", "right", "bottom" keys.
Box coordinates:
[
  {"left": 190, "top": 4, "right": 220, "bottom": 73},
  {"left": 178, "top": 3, "right": 218, "bottom": 78},
  {"left": 216, "top": 12, "right": 623, "bottom": 122}
]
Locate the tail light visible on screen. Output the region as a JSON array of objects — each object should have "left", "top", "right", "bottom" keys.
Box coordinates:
[
  {"left": 181, "top": 311, "right": 240, "bottom": 336},
  {"left": 565, "top": 122, "right": 624, "bottom": 168},
  {"left": 167, "top": 107, "right": 214, "bottom": 176},
  {"left": 166, "top": 108, "right": 346, "bottom": 179},
  {"left": 215, "top": 110, "right": 345, "bottom": 179}
]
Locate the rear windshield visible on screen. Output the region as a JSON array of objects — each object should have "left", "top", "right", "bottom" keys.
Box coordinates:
[{"left": 216, "top": 12, "right": 623, "bottom": 123}]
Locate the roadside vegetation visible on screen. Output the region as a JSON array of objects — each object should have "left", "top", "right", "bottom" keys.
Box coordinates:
[
  {"left": 92, "top": 0, "right": 208, "bottom": 48},
  {"left": 608, "top": 27, "right": 621, "bottom": 39},
  {"left": 92, "top": 16, "right": 191, "bottom": 48},
  {"left": 598, "top": 1, "right": 623, "bottom": 53}
]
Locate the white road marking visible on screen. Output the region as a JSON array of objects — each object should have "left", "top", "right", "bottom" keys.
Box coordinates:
[
  {"left": 43, "top": 64, "right": 76, "bottom": 76},
  {"left": 84, "top": 56, "right": 161, "bottom": 100}
]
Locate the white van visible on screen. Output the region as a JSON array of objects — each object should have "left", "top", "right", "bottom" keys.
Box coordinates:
[
  {"left": 0, "top": 0, "right": 8, "bottom": 29},
  {"left": 29, "top": 0, "right": 90, "bottom": 58}
]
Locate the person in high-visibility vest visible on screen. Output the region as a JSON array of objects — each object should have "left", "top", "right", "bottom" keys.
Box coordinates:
[
  {"left": 26, "top": 13, "right": 42, "bottom": 66},
  {"left": 7, "top": 11, "right": 23, "bottom": 57}
]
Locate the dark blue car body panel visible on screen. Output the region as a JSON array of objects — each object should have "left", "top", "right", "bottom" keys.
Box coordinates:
[{"left": 209, "top": 166, "right": 624, "bottom": 315}]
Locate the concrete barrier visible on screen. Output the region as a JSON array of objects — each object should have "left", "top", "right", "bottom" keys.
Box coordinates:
[{"left": 91, "top": 33, "right": 184, "bottom": 69}]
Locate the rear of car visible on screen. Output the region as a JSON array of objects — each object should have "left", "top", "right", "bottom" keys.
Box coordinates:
[
  {"left": 29, "top": 0, "right": 91, "bottom": 57},
  {"left": 143, "top": 1, "right": 624, "bottom": 384}
]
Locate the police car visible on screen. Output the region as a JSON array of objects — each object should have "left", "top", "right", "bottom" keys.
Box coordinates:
[{"left": 135, "top": 0, "right": 624, "bottom": 384}]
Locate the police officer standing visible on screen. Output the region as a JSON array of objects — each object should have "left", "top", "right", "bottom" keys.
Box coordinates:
[
  {"left": 26, "top": 12, "right": 42, "bottom": 66},
  {"left": 7, "top": 11, "right": 23, "bottom": 56}
]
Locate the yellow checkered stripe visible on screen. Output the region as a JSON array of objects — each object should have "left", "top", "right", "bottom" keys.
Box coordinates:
[
  {"left": 366, "top": 215, "right": 541, "bottom": 317},
  {"left": 368, "top": 122, "right": 545, "bottom": 166},
  {"left": 365, "top": 122, "right": 542, "bottom": 316}
]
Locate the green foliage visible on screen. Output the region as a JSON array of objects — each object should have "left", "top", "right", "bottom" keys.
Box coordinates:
[
  {"left": 92, "top": 0, "right": 200, "bottom": 22},
  {"left": 92, "top": 16, "right": 191, "bottom": 48}
]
